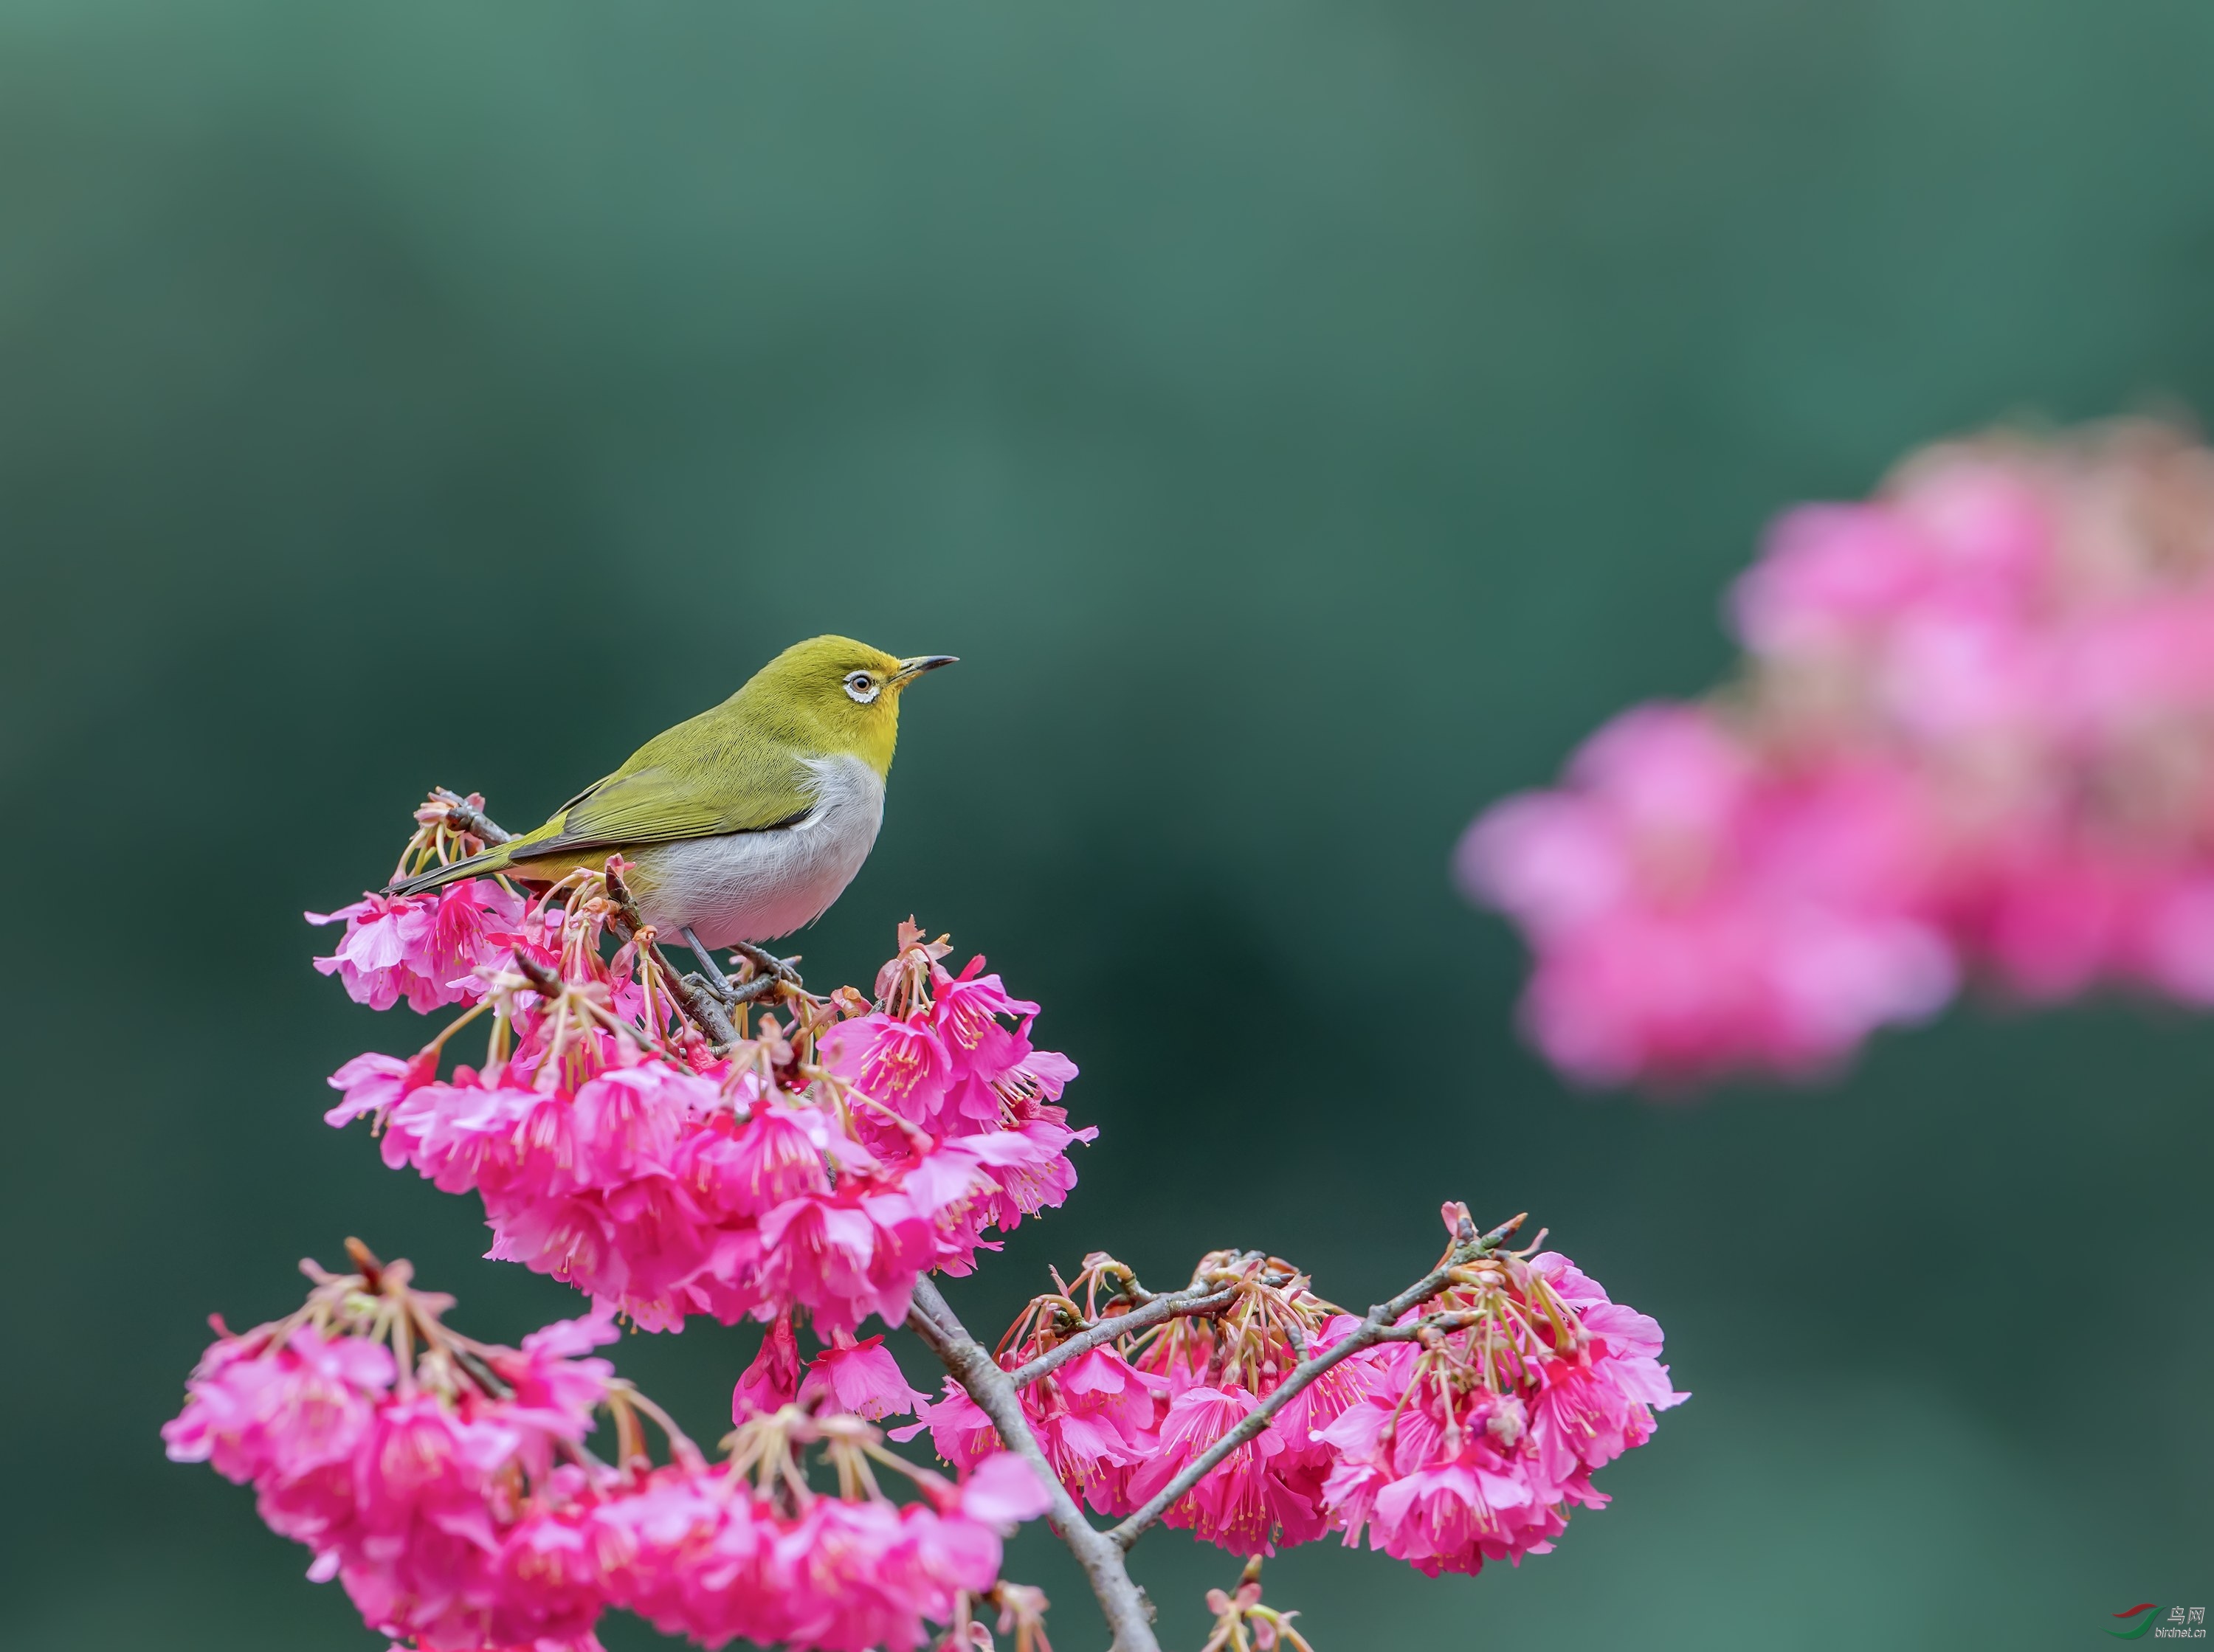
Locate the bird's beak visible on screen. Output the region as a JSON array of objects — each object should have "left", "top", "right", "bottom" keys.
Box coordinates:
[{"left": 892, "top": 654, "right": 959, "bottom": 688}]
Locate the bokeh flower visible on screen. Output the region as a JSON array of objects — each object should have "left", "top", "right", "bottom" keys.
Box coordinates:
[{"left": 1463, "top": 421, "right": 2214, "bottom": 1085}]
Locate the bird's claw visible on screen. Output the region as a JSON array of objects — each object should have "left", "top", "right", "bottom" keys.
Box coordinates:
[
  {"left": 683, "top": 970, "right": 780, "bottom": 1010},
  {"left": 681, "top": 927, "right": 802, "bottom": 1001},
  {"left": 727, "top": 939, "right": 805, "bottom": 989}
]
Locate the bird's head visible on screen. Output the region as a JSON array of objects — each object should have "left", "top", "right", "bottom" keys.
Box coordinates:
[{"left": 744, "top": 635, "right": 958, "bottom": 775}]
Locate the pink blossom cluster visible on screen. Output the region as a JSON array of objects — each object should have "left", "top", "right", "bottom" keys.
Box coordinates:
[
  {"left": 897, "top": 1252, "right": 1360, "bottom": 1552},
  {"left": 308, "top": 879, "right": 525, "bottom": 1013},
  {"left": 900, "top": 1336, "right": 1166, "bottom": 1521},
  {"left": 321, "top": 888, "right": 1093, "bottom": 1335},
  {"left": 724, "top": 1309, "right": 935, "bottom": 1425},
  {"left": 902, "top": 1223, "right": 1681, "bottom": 1570},
  {"left": 309, "top": 795, "right": 527, "bottom": 1013},
  {"left": 165, "top": 1255, "right": 1048, "bottom": 1652},
  {"left": 164, "top": 1276, "right": 621, "bottom": 1650},
  {"left": 1461, "top": 421, "right": 2214, "bottom": 1084},
  {"left": 1317, "top": 1224, "right": 1687, "bottom": 1575},
  {"left": 598, "top": 1449, "right": 1045, "bottom": 1652}
]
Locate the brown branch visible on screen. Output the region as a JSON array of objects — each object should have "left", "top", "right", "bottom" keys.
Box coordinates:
[
  {"left": 1007, "top": 1282, "right": 1240, "bottom": 1390},
  {"left": 432, "top": 788, "right": 511, "bottom": 846},
  {"left": 1106, "top": 1212, "right": 1527, "bottom": 1551},
  {"left": 907, "top": 1278, "right": 1164, "bottom": 1652}
]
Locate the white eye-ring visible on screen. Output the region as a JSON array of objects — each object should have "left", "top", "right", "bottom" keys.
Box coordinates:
[{"left": 843, "top": 671, "right": 882, "bottom": 705}]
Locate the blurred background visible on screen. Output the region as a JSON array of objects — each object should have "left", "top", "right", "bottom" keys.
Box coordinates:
[{"left": 4, "top": 2, "right": 2210, "bottom": 1647}]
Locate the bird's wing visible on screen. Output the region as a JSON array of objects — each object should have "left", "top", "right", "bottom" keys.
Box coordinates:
[{"left": 510, "top": 751, "right": 818, "bottom": 860}]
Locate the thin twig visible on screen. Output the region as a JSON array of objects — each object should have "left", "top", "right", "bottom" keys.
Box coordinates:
[
  {"left": 907, "top": 1278, "right": 1163, "bottom": 1652},
  {"left": 1106, "top": 1213, "right": 1527, "bottom": 1551},
  {"left": 432, "top": 788, "right": 511, "bottom": 846},
  {"left": 1007, "top": 1284, "right": 1241, "bottom": 1389},
  {"left": 681, "top": 926, "right": 741, "bottom": 1000}
]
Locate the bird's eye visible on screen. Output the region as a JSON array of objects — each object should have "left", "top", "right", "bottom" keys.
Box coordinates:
[{"left": 843, "top": 672, "right": 881, "bottom": 705}]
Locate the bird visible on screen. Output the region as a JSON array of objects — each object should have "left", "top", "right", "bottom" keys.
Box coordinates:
[{"left": 387, "top": 635, "right": 956, "bottom": 986}]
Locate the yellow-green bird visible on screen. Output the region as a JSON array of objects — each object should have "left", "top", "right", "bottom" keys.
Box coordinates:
[{"left": 389, "top": 636, "right": 955, "bottom": 970}]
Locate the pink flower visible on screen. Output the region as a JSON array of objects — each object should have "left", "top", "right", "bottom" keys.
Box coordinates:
[
  {"left": 1319, "top": 1242, "right": 1684, "bottom": 1576},
  {"left": 1123, "top": 1386, "right": 1311, "bottom": 1557},
  {"left": 672, "top": 1102, "right": 835, "bottom": 1219},
  {"left": 1029, "top": 1347, "right": 1163, "bottom": 1515},
  {"left": 1462, "top": 706, "right": 1956, "bottom": 1086},
  {"left": 308, "top": 880, "right": 523, "bottom": 1014},
  {"left": 377, "top": 1065, "right": 542, "bottom": 1193},
  {"left": 753, "top": 1193, "right": 917, "bottom": 1333},
  {"left": 566, "top": 1065, "right": 704, "bottom": 1183},
  {"left": 326, "top": 922, "right": 1096, "bottom": 1336},
  {"left": 323, "top": 1050, "right": 432, "bottom": 1129},
  {"left": 490, "top": 1504, "right": 607, "bottom": 1649},
  {"left": 734, "top": 1312, "right": 801, "bottom": 1420},
  {"left": 487, "top": 1310, "right": 619, "bottom": 1473},
  {"left": 163, "top": 1322, "right": 393, "bottom": 1487},
  {"left": 1366, "top": 1454, "right": 1554, "bottom": 1578},
  {"left": 587, "top": 1452, "right": 1047, "bottom": 1652},
  {"left": 956, "top": 1451, "right": 1052, "bottom": 1528},
  {"left": 166, "top": 1294, "right": 627, "bottom": 1652},
  {"left": 591, "top": 1468, "right": 777, "bottom": 1645},
  {"left": 800, "top": 1332, "right": 931, "bottom": 1420},
  {"left": 821, "top": 1011, "right": 953, "bottom": 1130},
  {"left": 891, "top": 1380, "right": 1003, "bottom": 1473}
]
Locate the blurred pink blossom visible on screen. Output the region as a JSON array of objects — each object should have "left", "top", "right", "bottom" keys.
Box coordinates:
[
  {"left": 164, "top": 1296, "right": 618, "bottom": 1651},
  {"left": 800, "top": 1331, "right": 932, "bottom": 1420},
  {"left": 1463, "top": 421, "right": 2214, "bottom": 1085}
]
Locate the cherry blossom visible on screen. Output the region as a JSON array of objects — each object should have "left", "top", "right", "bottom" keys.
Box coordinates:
[
  {"left": 167, "top": 1248, "right": 1050, "bottom": 1652},
  {"left": 308, "top": 881, "right": 524, "bottom": 1014},
  {"left": 319, "top": 886, "right": 1094, "bottom": 1335},
  {"left": 1318, "top": 1214, "right": 1686, "bottom": 1575},
  {"left": 164, "top": 1248, "right": 627, "bottom": 1651},
  {"left": 1464, "top": 421, "right": 2214, "bottom": 1084}
]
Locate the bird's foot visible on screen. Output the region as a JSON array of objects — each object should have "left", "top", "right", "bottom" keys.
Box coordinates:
[
  {"left": 727, "top": 939, "right": 806, "bottom": 990},
  {"left": 681, "top": 927, "right": 803, "bottom": 1003},
  {"left": 680, "top": 927, "right": 739, "bottom": 1000}
]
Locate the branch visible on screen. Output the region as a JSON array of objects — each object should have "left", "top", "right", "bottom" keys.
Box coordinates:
[
  {"left": 432, "top": 788, "right": 511, "bottom": 846},
  {"left": 1106, "top": 1212, "right": 1527, "bottom": 1551},
  {"left": 907, "top": 1279, "right": 1163, "bottom": 1652},
  {"left": 1007, "top": 1282, "right": 1239, "bottom": 1390}
]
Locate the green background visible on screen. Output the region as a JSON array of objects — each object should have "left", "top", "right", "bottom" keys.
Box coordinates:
[{"left": 4, "top": 4, "right": 2209, "bottom": 1648}]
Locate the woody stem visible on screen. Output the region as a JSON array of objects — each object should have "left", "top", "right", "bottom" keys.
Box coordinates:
[
  {"left": 906, "top": 1278, "right": 1163, "bottom": 1652},
  {"left": 1007, "top": 1281, "right": 1241, "bottom": 1389}
]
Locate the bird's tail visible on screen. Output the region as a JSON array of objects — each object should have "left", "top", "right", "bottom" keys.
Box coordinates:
[{"left": 385, "top": 845, "right": 519, "bottom": 899}]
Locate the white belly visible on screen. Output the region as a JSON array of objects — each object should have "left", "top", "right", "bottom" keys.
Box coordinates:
[{"left": 629, "top": 755, "right": 886, "bottom": 945}]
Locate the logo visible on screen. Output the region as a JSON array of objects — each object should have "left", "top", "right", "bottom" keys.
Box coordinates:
[{"left": 2110, "top": 1605, "right": 2207, "bottom": 1640}]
